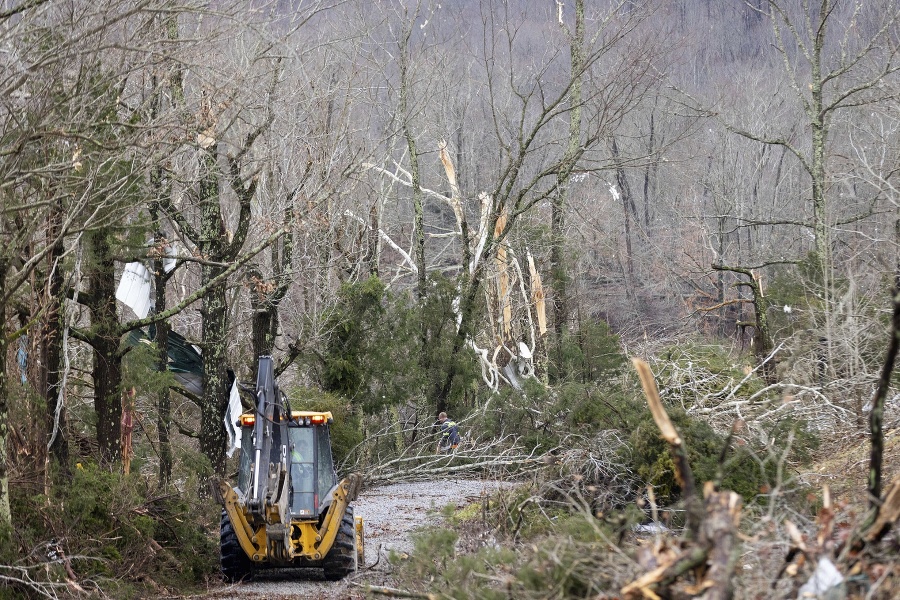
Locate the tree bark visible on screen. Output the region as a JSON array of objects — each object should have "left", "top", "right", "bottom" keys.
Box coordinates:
[
  {"left": 44, "top": 199, "right": 68, "bottom": 467},
  {"left": 809, "top": 4, "right": 829, "bottom": 281},
  {"left": 398, "top": 20, "right": 425, "bottom": 303},
  {"left": 196, "top": 138, "right": 259, "bottom": 476},
  {"left": 86, "top": 228, "right": 123, "bottom": 464},
  {"left": 867, "top": 285, "right": 900, "bottom": 506},
  {"left": 250, "top": 284, "right": 275, "bottom": 360},
  {"left": 699, "top": 487, "right": 742, "bottom": 600},
  {"left": 612, "top": 138, "right": 636, "bottom": 294},
  {"left": 642, "top": 110, "right": 655, "bottom": 227},
  {"left": 250, "top": 202, "right": 293, "bottom": 376},
  {"left": 151, "top": 216, "right": 172, "bottom": 485},
  {"left": 198, "top": 150, "right": 230, "bottom": 477},
  {"left": 550, "top": 0, "right": 584, "bottom": 377},
  {"left": 398, "top": 13, "right": 435, "bottom": 414},
  {"left": 0, "top": 259, "right": 10, "bottom": 525},
  {"left": 155, "top": 301, "right": 172, "bottom": 485},
  {"left": 432, "top": 268, "right": 483, "bottom": 415},
  {"left": 199, "top": 277, "right": 229, "bottom": 476}
]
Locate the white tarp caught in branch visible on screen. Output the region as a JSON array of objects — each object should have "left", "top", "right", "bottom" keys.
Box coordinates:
[
  {"left": 115, "top": 262, "right": 152, "bottom": 319},
  {"left": 224, "top": 379, "right": 243, "bottom": 458},
  {"left": 163, "top": 244, "right": 177, "bottom": 273}
]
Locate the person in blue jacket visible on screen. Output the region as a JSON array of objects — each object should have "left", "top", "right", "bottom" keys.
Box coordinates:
[{"left": 436, "top": 412, "right": 460, "bottom": 453}]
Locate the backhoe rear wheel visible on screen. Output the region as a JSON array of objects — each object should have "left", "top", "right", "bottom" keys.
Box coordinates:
[
  {"left": 322, "top": 506, "right": 357, "bottom": 580},
  {"left": 220, "top": 510, "right": 254, "bottom": 583}
]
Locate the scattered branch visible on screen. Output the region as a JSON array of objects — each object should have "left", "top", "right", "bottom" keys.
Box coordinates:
[{"left": 355, "top": 583, "right": 439, "bottom": 599}]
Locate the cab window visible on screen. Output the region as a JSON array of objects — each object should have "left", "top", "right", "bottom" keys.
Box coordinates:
[
  {"left": 288, "top": 427, "right": 316, "bottom": 517},
  {"left": 316, "top": 426, "right": 337, "bottom": 498}
]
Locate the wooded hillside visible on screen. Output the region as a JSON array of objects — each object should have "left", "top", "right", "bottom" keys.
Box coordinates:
[{"left": 1, "top": 1, "right": 898, "bottom": 598}]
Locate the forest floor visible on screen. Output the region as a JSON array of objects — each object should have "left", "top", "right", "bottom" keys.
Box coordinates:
[
  {"left": 732, "top": 425, "right": 900, "bottom": 597},
  {"left": 803, "top": 426, "right": 900, "bottom": 506},
  {"left": 182, "top": 479, "right": 511, "bottom": 600}
]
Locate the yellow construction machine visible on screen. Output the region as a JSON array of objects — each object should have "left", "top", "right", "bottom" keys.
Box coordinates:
[{"left": 217, "top": 356, "right": 364, "bottom": 581}]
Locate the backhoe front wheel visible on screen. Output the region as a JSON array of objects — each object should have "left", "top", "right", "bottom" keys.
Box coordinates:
[
  {"left": 220, "top": 510, "right": 254, "bottom": 583},
  {"left": 322, "top": 506, "right": 358, "bottom": 580}
]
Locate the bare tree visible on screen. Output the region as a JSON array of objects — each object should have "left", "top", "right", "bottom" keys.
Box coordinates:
[
  {"left": 0, "top": 0, "right": 193, "bottom": 520},
  {"left": 355, "top": 1, "right": 662, "bottom": 408},
  {"left": 550, "top": 0, "right": 586, "bottom": 376},
  {"left": 155, "top": 2, "right": 350, "bottom": 475},
  {"left": 730, "top": 1, "right": 900, "bottom": 286}
]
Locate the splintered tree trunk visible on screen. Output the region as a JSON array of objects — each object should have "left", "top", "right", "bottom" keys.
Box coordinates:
[
  {"left": 633, "top": 359, "right": 702, "bottom": 539},
  {"left": 251, "top": 299, "right": 275, "bottom": 361},
  {"left": 626, "top": 361, "right": 743, "bottom": 600},
  {"left": 250, "top": 285, "right": 281, "bottom": 362},
  {"left": 250, "top": 217, "right": 292, "bottom": 377},
  {"left": 249, "top": 285, "right": 279, "bottom": 381},
  {"left": 699, "top": 487, "right": 742, "bottom": 600}
]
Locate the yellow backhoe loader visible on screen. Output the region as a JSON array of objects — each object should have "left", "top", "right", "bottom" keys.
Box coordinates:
[{"left": 216, "top": 356, "right": 364, "bottom": 581}]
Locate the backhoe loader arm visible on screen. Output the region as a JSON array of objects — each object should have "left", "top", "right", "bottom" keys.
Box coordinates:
[{"left": 248, "top": 356, "right": 290, "bottom": 522}]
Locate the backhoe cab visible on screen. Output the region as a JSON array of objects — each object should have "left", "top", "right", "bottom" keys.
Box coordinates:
[{"left": 217, "top": 356, "right": 363, "bottom": 582}]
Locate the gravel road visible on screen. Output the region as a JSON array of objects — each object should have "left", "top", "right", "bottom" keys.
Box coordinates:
[{"left": 197, "top": 478, "right": 511, "bottom": 600}]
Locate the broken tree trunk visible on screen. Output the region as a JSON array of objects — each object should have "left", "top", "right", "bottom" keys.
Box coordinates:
[
  {"left": 621, "top": 486, "right": 743, "bottom": 600},
  {"left": 699, "top": 482, "right": 742, "bottom": 600},
  {"left": 633, "top": 358, "right": 702, "bottom": 541},
  {"left": 625, "top": 359, "right": 743, "bottom": 600}
]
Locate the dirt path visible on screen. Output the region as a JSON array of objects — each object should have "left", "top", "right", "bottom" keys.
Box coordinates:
[{"left": 195, "top": 479, "right": 510, "bottom": 600}]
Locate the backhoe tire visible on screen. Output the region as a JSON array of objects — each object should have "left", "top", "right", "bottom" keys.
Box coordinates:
[
  {"left": 220, "top": 510, "right": 254, "bottom": 583},
  {"left": 322, "top": 507, "right": 357, "bottom": 581}
]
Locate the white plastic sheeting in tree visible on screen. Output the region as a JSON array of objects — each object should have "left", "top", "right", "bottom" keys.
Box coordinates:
[
  {"left": 224, "top": 379, "right": 243, "bottom": 458},
  {"left": 115, "top": 262, "right": 152, "bottom": 318}
]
